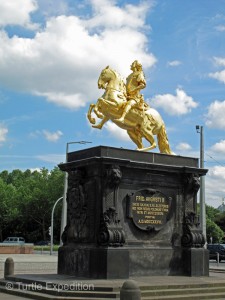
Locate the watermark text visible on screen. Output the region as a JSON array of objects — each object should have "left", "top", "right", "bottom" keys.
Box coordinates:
[{"left": 6, "top": 281, "right": 95, "bottom": 292}]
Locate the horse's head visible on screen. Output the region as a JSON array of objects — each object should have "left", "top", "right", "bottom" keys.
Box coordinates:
[
  {"left": 98, "top": 66, "right": 113, "bottom": 89},
  {"left": 98, "top": 66, "right": 126, "bottom": 95}
]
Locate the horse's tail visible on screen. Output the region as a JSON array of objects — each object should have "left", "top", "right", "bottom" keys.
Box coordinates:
[{"left": 157, "top": 124, "right": 173, "bottom": 154}]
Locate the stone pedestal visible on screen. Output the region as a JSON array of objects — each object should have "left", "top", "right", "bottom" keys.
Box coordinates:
[
  {"left": 58, "top": 146, "right": 208, "bottom": 278},
  {"left": 58, "top": 246, "right": 129, "bottom": 279},
  {"left": 183, "top": 248, "right": 209, "bottom": 276}
]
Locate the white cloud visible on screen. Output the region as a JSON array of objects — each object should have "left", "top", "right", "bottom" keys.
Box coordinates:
[
  {"left": 0, "top": 124, "right": 8, "bottom": 143},
  {"left": 86, "top": 0, "right": 151, "bottom": 30},
  {"left": 29, "top": 130, "right": 41, "bottom": 139},
  {"left": 206, "top": 166, "right": 225, "bottom": 207},
  {"left": 213, "top": 57, "right": 225, "bottom": 66},
  {"left": 205, "top": 100, "right": 225, "bottom": 129},
  {"left": 34, "top": 92, "right": 86, "bottom": 109},
  {"left": 176, "top": 142, "right": 192, "bottom": 151},
  {"left": 43, "top": 130, "right": 63, "bottom": 142},
  {"left": 167, "top": 60, "right": 182, "bottom": 67},
  {"left": 105, "top": 122, "right": 130, "bottom": 142},
  {"left": 215, "top": 25, "right": 225, "bottom": 32},
  {"left": 211, "top": 140, "right": 225, "bottom": 153},
  {"left": 151, "top": 88, "right": 198, "bottom": 116},
  {"left": 36, "top": 154, "right": 65, "bottom": 164},
  {"left": 0, "top": 0, "right": 38, "bottom": 29},
  {"left": 29, "top": 167, "right": 42, "bottom": 172},
  {"left": 209, "top": 70, "right": 225, "bottom": 83},
  {"left": 208, "top": 166, "right": 225, "bottom": 180},
  {"left": 30, "top": 129, "right": 63, "bottom": 141},
  {"left": 0, "top": 1, "right": 156, "bottom": 110},
  {"left": 37, "top": 0, "right": 69, "bottom": 17},
  {"left": 209, "top": 57, "right": 225, "bottom": 84}
]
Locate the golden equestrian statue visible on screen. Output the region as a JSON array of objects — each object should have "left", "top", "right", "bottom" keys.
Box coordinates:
[{"left": 87, "top": 60, "right": 173, "bottom": 154}]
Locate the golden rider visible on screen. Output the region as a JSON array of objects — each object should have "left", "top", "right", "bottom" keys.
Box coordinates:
[{"left": 117, "top": 60, "right": 147, "bottom": 122}]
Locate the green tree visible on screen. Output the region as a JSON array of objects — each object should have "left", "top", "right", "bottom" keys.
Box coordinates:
[
  {"left": 0, "top": 167, "right": 64, "bottom": 243},
  {"left": 0, "top": 178, "right": 18, "bottom": 241},
  {"left": 215, "top": 211, "right": 225, "bottom": 234},
  {"left": 20, "top": 167, "right": 64, "bottom": 242},
  {"left": 206, "top": 205, "right": 220, "bottom": 221},
  {"left": 204, "top": 204, "right": 224, "bottom": 243},
  {"left": 206, "top": 217, "right": 224, "bottom": 243}
]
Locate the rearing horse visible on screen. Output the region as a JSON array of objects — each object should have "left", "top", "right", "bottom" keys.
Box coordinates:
[{"left": 87, "top": 66, "right": 172, "bottom": 154}]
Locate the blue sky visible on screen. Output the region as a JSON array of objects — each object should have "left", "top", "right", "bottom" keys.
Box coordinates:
[{"left": 0, "top": 0, "right": 225, "bottom": 208}]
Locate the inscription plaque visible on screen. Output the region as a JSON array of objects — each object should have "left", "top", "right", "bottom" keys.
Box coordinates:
[{"left": 127, "top": 189, "right": 171, "bottom": 231}]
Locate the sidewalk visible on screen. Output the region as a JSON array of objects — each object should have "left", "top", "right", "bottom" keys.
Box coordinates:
[
  {"left": 0, "top": 254, "right": 57, "bottom": 278},
  {"left": 1, "top": 257, "right": 225, "bottom": 300},
  {"left": 1, "top": 254, "right": 225, "bottom": 277},
  {"left": 209, "top": 260, "right": 225, "bottom": 272},
  {"left": 1, "top": 255, "right": 225, "bottom": 291},
  {"left": 0, "top": 291, "right": 29, "bottom": 299}
]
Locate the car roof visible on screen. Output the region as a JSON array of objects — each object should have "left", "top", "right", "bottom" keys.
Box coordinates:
[{"left": 5, "top": 237, "right": 24, "bottom": 239}]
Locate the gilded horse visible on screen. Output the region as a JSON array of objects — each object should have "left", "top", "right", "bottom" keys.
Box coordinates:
[{"left": 87, "top": 66, "right": 172, "bottom": 154}]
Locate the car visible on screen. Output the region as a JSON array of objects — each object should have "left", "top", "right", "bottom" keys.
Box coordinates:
[
  {"left": 3, "top": 237, "right": 25, "bottom": 244},
  {"left": 207, "top": 244, "right": 225, "bottom": 261},
  {"left": 34, "top": 240, "right": 50, "bottom": 246}
]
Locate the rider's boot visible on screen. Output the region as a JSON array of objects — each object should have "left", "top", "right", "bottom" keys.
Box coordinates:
[{"left": 117, "top": 103, "right": 132, "bottom": 122}]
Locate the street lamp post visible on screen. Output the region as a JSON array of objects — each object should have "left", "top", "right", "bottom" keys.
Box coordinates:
[
  {"left": 60, "top": 141, "right": 92, "bottom": 245},
  {"left": 50, "top": 196, "right": 63, "bottom": 255},
  {"left": 196, "top": 125, "right": 206, "bottom": 240}
]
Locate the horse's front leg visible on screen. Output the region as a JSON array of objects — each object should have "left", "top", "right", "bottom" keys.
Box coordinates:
[
  {"left": 94, "top": 108, "right": 104, "bottom": 119},
  {"left": 87, "top": 104, "right": 96, "bottom": 124},
  {"left": 94, "top": 98, "right": 104, "bottom": 119},
  {"left": 92, "top": 116, "right": 109, "bottom": 129}
]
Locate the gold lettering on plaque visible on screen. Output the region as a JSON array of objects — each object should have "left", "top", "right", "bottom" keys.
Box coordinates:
[{"left": 131, "top": 195, "right": 169, "bottom": 228}]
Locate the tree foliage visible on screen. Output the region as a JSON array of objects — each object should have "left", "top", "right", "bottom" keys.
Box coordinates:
[
  {"left": 205, "top": 204, "right": 224, "bottom": 244},
  {"left": 206, "top": 205, "right": 220, "bottom": 221},
  {"left": 206, "top": 217, "right": 224, "bottom": 244},
  {"left": 215, "top": 212, "right": 225, "bottom": 235},
  {"left": 0, "top": 167, "right": 64, "bottom": 243}
]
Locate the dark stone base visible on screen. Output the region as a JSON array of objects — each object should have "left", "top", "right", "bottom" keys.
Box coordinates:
[
  {"left": 58, "top": 246, "right": 129, "bottom": 279},
  {"left": 58, "top": 146, "right": 208, "bottom": 278},
  {"left": 58, "top": 245, "right": 209, "bottom": 278},
  {"left": 183, "top": 248, "right": 209, "bottom": 276},
  {"left": 58, "top": 245, "right": 184, "bottom": 278},
  {"left": 58, "top": 246, "right": 90, "bottom": 277},
  {"left": 129, "top": 248, "right": 183, "bottom": 276},
  {"left": 90, "top": 248, "right": 129, "bottom": 279}
]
